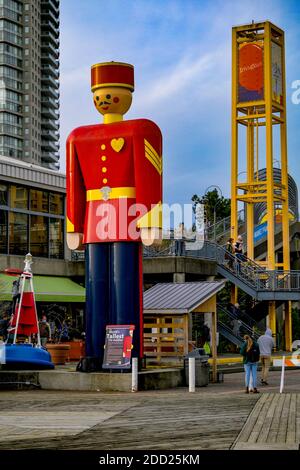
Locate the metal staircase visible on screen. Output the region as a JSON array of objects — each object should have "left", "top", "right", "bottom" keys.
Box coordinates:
[
  {"left": 217, "top": 303, "right": 262, "bottom": 347},
  {"left": 143, "top": 240, "right": 300, "bottom": 301},
  {"left": 217, "top": 321, "right": 243, "bottom": 347},
  {"left": 214, "top": 245, "right": 300, "bottom": 301}
]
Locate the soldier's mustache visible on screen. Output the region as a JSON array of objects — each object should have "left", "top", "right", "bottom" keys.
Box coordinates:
[{"left": 100, "top": 101, "right": 111, "bottom": 106}]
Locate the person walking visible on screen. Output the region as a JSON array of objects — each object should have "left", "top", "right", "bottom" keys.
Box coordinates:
[
  {"left": 234, "top": 235, "right": 244, "bottom": 273},
  {"left": 257, "top": 328, "right": 274, "bottom": 385},
  {"left": 39, "top": 315, "right": 51, "bottom": 347},
  {"left": 11, "top": 277, "right": 21, "bottom": 314},
  {"left": 240, "top": 335, "right": 260, "bottom": 394},
  {"left": 225, "top": 237, "right": 235, "bottom": 269}
]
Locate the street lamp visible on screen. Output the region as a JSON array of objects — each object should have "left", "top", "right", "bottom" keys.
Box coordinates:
[{"left": 204, "top": 185, "right": 223, "bottom": 242}]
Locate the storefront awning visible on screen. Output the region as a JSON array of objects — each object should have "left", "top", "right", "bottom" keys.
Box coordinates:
[{"left": 0, "top": 273, "right": 85, "bottom": 303}]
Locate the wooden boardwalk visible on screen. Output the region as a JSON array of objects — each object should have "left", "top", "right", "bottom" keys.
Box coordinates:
[
  {"left": 0, "top": 371, "right": 300, "bottom": 450},
  {"left": 0, "top": 390, "right": 257, "bottom": 450},
  {"left": 232, "top": 393, "right": 300, "bottom": 450}
]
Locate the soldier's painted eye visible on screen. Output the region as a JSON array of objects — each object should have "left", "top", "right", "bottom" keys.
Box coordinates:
[
  {"left": 113, "top": 97, "right": 119, "bottom": 103},
  {"left": 96, "top": 96, "right": 99, "bottom": 101},
  {"left": 106, "top": 94, "right": 111, "bottom": 99}
]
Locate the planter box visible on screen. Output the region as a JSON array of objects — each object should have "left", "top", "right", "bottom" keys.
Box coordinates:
[
  {"left": 46, "top": 343, "right": 70, "bottom": 365},
  {"left": 64, "top": 340, "right": 84, "bottom": 361}
]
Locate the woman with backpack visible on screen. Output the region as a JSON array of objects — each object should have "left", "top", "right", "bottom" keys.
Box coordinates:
[{"left": 240, "top": 335, "right": 260, "bottom": 394}]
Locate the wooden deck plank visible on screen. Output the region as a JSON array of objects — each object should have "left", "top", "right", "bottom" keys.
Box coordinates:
[
  {"left": 247, "top": 393, "right": 277, "bottom": 443},
  {"left": 267, "top": 394, "right": 286, "bottom": 443},
  {"left": 232, "top": 393, "right": 269, "bottom": 444},
  {"left": 286, "top": 394, "right": 297, "bottom": 443},
  {"left": 259, "top": 393, "right": 281, "bottom": 443},
  {"left": 295, "top": 394, "right": 300, "bottom": 443},
  {"left": 233, "top": 393, "right": 300, "bottom": 450},
  {"left": 276, "top": 394, "right": 291, "bottom": 443}
]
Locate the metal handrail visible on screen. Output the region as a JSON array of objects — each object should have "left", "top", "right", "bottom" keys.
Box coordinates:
[
  {"left": 205, "top": 208, "right": 245, "bottom": 242},
  {"left": 217, "top": 304, "right": 262, "bottom": 340},
  {"left": 217, "top": 320, "right": 244, "bottom": 346},
  {"left": 143, "top": 239, "right": 300, "bottom": 293}
]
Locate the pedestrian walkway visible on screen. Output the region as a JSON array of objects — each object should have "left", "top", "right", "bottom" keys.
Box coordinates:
[
  {"left": 232, "top": 393, "right": 300, "bottom": 450},
  {"left": 0, "top": 370, "right": 299, "bottom": 450}
]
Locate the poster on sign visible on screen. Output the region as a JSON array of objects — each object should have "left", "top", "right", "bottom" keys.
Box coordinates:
[
  {"left": 238, "top": 42, "right": 264, "bottom": 103},
  {"left": 272, "top": 42, "right": 283, "bottom": 104},
  {"left": 102, "top": 325, "right": 135, "bottom": 370}
]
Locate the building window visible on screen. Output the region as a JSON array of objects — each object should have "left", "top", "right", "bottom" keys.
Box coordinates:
[
  {"left": 30, "top": 214, "right": 48, "bottom": 257},
  {"left": 1, "top": 182, "right": 65, "bottom": 259},
  {"left": 10, "top": 185, "right": 28, "bottom": 209},
  {"left": 50, "top": 218, "right": 63, "bottom": 259},
  {"left": 9, "top": 212, "right": 28, "bottom": 255},
  {"left": 30, "top": 189, "right": 49, "bottom": 213},
  {"left": 49, "top": 193, "right": 63, "bottom": 215},
  {"left": 0, "top": 209, "right": 8, "bottom": 254},
  {"left": 0, "top": 182, "right": 8, "bottom": 205}
]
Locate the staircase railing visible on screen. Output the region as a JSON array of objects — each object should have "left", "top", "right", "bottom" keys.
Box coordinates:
[
  {"left": 144, "top": 239, "right": 300, "bottom": 294},
  {"left": 205, "top": 208, "right": 245, "bottom": 242},
  {"left": 217, "top": 303, "right": 263, "bottom": 340},
  {"left": 217, "top": 320, "right": 244, "bottom": 347}
]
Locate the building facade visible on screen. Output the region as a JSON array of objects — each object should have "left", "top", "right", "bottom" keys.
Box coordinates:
[
  {"left": 0, "top": 156, "right": 64, "bottom": 260},
  {"left": 0, "top": 0, "right": 60, "bottom": 170}
]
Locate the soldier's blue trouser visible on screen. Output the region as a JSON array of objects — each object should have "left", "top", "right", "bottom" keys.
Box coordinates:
[{"left": 85, "top": 242, "right": 141, "bottom": 367}]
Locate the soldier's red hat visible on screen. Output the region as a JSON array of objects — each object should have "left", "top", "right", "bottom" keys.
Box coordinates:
[{"left": 91, "top": 61, "right": 134, "bottom": 92}]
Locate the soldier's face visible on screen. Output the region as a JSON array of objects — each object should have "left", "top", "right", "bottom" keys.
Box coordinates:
[{"left": 93, "top": 87, "right": 132, "bottom": 116}]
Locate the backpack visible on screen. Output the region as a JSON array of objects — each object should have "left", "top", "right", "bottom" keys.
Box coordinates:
[
  {"left": 246, "top": 343, "right": 260, "bottom": 363},
  {"left": 225, "top": 243, "right": 233, "bottom": 260}
]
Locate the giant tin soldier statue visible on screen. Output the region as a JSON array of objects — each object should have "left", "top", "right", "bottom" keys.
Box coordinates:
[{"left": 66, "top": 62, "right": 163, "bottom": 372}]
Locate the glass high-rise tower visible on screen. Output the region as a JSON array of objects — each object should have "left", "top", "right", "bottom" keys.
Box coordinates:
[{"left": 0, "top": 0, "right": 60, "bottom": 170}]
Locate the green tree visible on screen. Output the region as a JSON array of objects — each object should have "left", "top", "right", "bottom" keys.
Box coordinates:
[{"left": 192, "top": 189, "right": 231, "bottom": 226}]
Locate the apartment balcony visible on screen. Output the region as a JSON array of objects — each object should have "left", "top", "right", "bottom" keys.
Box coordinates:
[
  {"left": 41, "top": 63, "right": 59, "bottom": 79},
  {"left": 41, "top": 30, "right": 59, "bottom": 48},
  {"left": 41, "top": 95, "right": 59, "bottom": 109},
  {"left": 41, "top": 41, "right": 59, "bottom": 58},
  {"left": 41, "top": 8, "right": 59, "bottom": 27},
  {"left": 41, "top": 0, "right": 59, "bottom": 7},
  {"left": 41, "top": 20, "right": 59, "bottom": 37},
  {"left": 41, "top": 128, "right": 59, "bottom": 140},
  {"left": 41, "top": 53, "right": 59, "bottom": 69},
  {"left": 41, "top": 118, "right": 59, "bottom": 131},
  {"left": 41, "top": 151, "right": 59, "bottom": 164},
  {"left": 41, "top": 106, "right": 59, "bottom": 120},
  {"left": 41, "top": 74, "right": 59, "bottom": 88},
  {"left": 41, "top": 140, "right": 59, "bottom": 153},
  {"left": 41, "top": 0, "right": 59, "bottom": 18},
  {"left": 41, "top": 85, "right": 59, "bottom": 100}
]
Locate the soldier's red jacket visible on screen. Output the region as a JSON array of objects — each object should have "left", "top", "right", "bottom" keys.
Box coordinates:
[{"left": 66, "top": 119, "right": 162, "bottom": 243}]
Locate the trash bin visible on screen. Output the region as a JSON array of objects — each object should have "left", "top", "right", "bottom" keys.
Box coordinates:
[{"left": 184, "top": 348, "right": 209, "bottom": 387}]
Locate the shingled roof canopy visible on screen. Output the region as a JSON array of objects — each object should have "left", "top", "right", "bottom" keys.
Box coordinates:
[{"left": 143, "top": 281, "right": 225, "bottom": 314}]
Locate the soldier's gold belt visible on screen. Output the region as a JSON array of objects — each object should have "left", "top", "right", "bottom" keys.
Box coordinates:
[{"left": 86, "top": 187, "right": 136, "bottom": 201}]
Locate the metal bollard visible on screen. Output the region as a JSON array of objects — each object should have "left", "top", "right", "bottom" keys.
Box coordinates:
[
  {"left": 131, "top": 357, "right": 138, "bottom": 392},
  {"left": 279, "top": 355, "right": 285, "bottom": 394},
  {"left": 189, "top": 357, "right": 195, "bottom": 392}
]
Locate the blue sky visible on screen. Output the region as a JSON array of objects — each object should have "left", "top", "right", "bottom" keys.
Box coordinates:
[{"left": 60, "top": 0, "right": 300, "bottom": 206}]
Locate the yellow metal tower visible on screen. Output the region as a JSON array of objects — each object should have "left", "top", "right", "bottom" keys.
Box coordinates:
[{"left": 231, "top": 21, "right": 292, "bottom": 350}]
